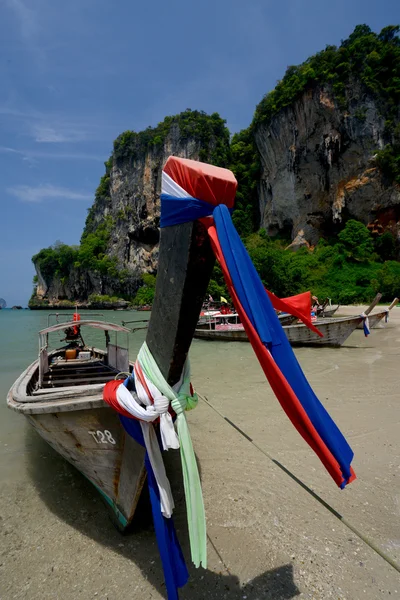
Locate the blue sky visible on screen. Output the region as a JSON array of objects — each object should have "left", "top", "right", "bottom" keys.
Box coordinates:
[{"left": 0, "top": 0, "right": 398, "bottom": 305}]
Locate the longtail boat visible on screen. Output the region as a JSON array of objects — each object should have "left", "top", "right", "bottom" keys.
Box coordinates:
[
  {"left": 8, "top": 157, "right": 357, "bottom": 599},
  {"left": 194, "top": 295, "right": 382, "bottom": 347},
  {"left": 194, "top": 315, "right": 362, "bottom": 346},
  {"left": 7, "top": 319, "right": 147, "bottom": 529},
  {"left": 8, "top": 202, "right": 216, "bottom": 532}
]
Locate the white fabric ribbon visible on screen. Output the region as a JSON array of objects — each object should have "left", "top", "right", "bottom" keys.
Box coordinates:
[
  {"left": 360, "top": 312, "right": 370, "bottom": 333},
  {"left": 116, "top": 381, "right": 177, "bottom": 518},
  {"left": 162, "top": 171, "right": 193, "bottom": 199},
  {"left": 135, "top": 366, "right": 180, "bottom": 451}
]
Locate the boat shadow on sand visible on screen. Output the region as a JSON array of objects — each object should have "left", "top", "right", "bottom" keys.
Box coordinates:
[{"left": 26, "top": 427, "right": 300, "bottom": 600}]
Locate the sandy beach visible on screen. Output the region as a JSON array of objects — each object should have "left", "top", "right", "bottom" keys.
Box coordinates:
[{"left": 1, "top": 305, "right": 399, "bottom": 599}]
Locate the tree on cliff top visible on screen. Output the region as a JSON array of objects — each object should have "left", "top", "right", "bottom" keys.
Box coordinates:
[
  {"left": 112, "top": 110, "right": 231, "bottom": 167},
  {"left": 253, "top": 24, "right": 400, "bottom": 127}
]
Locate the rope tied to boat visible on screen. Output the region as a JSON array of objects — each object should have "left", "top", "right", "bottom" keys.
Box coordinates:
[{"left": 385, "top": 308, "right": 390, "bottom": 323}]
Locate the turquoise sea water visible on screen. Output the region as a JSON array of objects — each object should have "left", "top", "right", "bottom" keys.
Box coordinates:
[
  {"left": 0, "top": 309, "right": 146, "bottom": 393},
  {"left": 0, "top": 309, "right": 150, "bottom": 480}
]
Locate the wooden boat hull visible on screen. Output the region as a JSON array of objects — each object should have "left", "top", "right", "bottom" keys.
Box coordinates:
[
  {"left": 7, "top": 213, "right": 218, "bottom": 533},
  {"left": 284, "top": 316, "right": 362, "bottom": 346},
  {"left": 194, "top": 315, "right": 364, "bottom": 347},
  {"left": 7, "top": 359, "right": 146, "bottom": 531},
  {"left": 194, "top": 328, "right": 249, "bottom": 342}
]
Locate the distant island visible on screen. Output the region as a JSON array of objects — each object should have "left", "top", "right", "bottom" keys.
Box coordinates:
[{"left": 0, "top": 298, "right": 6, "bottom": 309}]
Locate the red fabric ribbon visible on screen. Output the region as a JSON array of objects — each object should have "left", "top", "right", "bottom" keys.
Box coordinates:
[{"left": 204, "top": 219, "right": 355, "bottom": 487}]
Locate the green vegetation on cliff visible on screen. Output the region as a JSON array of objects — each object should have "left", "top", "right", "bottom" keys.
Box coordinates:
[
  {"left": 32, "top": 215, "right": 118, "bottom": 286},
  {"left": 230, "top": 128, "right": 260, "bottom": 237},
  {"left": 113, "top": 109, "right": 230, "bottom": 167},
  {"left": 254, "top": 25, "right": 400, "bottom": 127},
  {"left": 32, "top": 242, "right": 79, "bottom": 283},
  {"left": 208, "top": 219, "right": 399, "bottom": 304},
  {"left": 253, "top": 24, "right": 400, "bottom": 185},
  {"left": 82, "top": 160, "right": 113, "bottom": 238},
  {"left": 132, "top": 274, "right": 156, "bottom": 306},
  {"left": 376, "top": 123, "right": 400, "bottom": 184}
]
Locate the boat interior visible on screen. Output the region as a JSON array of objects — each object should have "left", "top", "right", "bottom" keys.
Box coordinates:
[
  {"left": 27, "top": 319, "right": 133, "bottom": 397},
  {"left": 36, "top": 348, "right": 130, "bottom": 391}
]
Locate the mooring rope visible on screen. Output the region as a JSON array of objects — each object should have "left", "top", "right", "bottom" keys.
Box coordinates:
[{"left": 198, "top": 393, "right": 400, "bottom": 574}]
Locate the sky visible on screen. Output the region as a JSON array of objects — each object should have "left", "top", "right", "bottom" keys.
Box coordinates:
[{"left": 0, "top": 0, "right": 399, "bottom": 305}]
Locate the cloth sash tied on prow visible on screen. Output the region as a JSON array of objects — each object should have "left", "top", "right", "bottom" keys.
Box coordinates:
[
  {"left": 161, "top": 156, "right": 355, "bottom": 489},
  {"left": 103, "top": 341, "right": 205, "bottom": 600}
]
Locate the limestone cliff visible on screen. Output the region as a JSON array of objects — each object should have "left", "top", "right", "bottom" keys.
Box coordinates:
[
  {"left": 255, "top": 83, "right": 400, "bottom": 244},
  {"left": 30, "top": 110, "right": 230, "bottom": 308},
  {"left": 87, "top": 119, "right": 228, "bottom": 277}
]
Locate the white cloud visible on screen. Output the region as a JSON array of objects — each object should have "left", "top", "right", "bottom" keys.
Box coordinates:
[
  {"left": 6, "top": 0, "right": 38, "bottom": 39},
  {"left": 0, "top": 146, "right": 20, "bottom": 155},
  {"left": 6, "top": 0, "right": 46, "bottom": 70},
  {"left": 0, "top": 145, "right": 103, "bottom": 162},
  {"left": 7, "top": 184, "right": 92, "bottom": 203},
  {"left": 32, "top": 124, "right": 88, "bottom": 143},
  {"left": 0, "top": 104, "right": 113, "bottom": 144}
]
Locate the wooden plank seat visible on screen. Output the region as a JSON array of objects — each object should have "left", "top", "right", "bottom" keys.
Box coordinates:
[
  {"left": 45, "top": 370, "right": 117, "bottom": 381},
  {"left": 42, "top": 373, "right": 118, "bottom": 388},
  {"left": 44, "top": 368, "right": 117, "bottom": 380},
  {"left": 48, "top": 363, "right": 117, "bottom": 374},
  {"left": 32, "top": 383, "right": 105, "bottom": 396},
  {"left": 49, "top": 358, "right": 104, "bottom": 368}
]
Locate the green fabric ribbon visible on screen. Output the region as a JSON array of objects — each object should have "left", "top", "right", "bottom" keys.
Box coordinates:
[{"left": 138, "top": 342, "right": 207, "bottom": 568}]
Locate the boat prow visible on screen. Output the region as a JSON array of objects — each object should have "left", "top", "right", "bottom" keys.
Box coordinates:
[
  {"left": 8, "top": 189, "right": 216, "bottom": 531},
  {"left": 194, "top": 314, "right": 364, "bottom": 347},
  {"left": 7, "top": 322, "right": 147, "bottom": 531}
]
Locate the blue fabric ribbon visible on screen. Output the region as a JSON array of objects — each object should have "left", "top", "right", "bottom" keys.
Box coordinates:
[
  {"left": 363, "top": 318, "right": 371, "bottom": 336},
  {"left": 213, "top": 205, "right": 354, "bottom": 485},
  {"left": 160, "top": 194, "right": 233, "bottom": 228},
  {"left": 120, "top": 379, "right": 188, "bottom": 599},
  {"left": 160, "top": 195, "right": 214, "bottom": 227},
  {"left": 159, "top": 194, "right": 354, "bottom": 486}
]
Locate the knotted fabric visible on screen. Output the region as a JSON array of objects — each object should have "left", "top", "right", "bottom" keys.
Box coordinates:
[
  {"left": 360, "top": 312, "right": 370, "bottom": 337},
  {"left": 138, "top": 342, "right": 207, "bottom": 569},
  {"left": 104, "top": 372, "right": 176, "bottom": 518},
  {"left": 160, "top": 156, "right": 355, "bottom": 489},
  {"left": 103, "top": 341, "right": 206, "bottom": 568}
]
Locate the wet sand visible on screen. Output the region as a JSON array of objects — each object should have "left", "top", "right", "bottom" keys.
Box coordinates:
[{"left": 1, "top": 305, "right": 399, "bottom": 599}]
